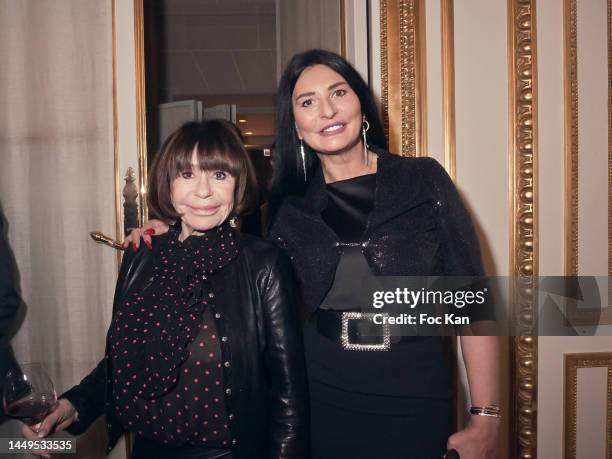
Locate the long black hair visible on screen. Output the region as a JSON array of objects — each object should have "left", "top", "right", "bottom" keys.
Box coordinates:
[{"left": 269, "top": 49, "right": 387, "bottom": 213}]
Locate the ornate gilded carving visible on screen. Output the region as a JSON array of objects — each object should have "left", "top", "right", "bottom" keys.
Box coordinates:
[
  {"left": 564, "top": 353, "right": 612, "bottom": 459},
  {"left": 564, "top": 0, "right": 578, "bottom": 277},
  {"left": 379, "top": 0, "right": 426, "bottom": 157},
  {"left": 380, "top": 0, "right": 389, "bottom": 142},
  {"left": 399, "top": 0, "right": 416, "bottom": 155},
  {"left": 441, "top": 0, "right": 456, "bottom": 180},
  {"left": 508, "top": 0, "right": 538, "bottom": 457}
]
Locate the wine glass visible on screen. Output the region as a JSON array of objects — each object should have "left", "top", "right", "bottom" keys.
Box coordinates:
[{"left": 2, "top": 363, "right": 58, "bottom": 427}]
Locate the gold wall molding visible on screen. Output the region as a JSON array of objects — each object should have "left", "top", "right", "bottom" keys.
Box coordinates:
[
  {"left": 441, "top": 0, "right": 456, "bottom": 180},
  {"left": 380, "top": 0, "right": 427, "bottom": 157},
  {"left": 508, "top": 0, "right": 539, "bottom": 458},
  {"left": 112, "top": 0, "right": 121, "bottom": 269},
  {"left": 564, "top": 0, "right": 578, "bottom": 277},
  {"left": 380, "top": 0, "right": 389, "bottom": 144},
  {"left": 609, "top": 0, "right": 612, "bottom": 282},
  {"left": 134, "top": 0, "right": 148, "bottom": 225},
  {"left": 564, "top": 352, "right": 612, "bottom": 459},
  {"left": 564, "top": 0, "right": 612, "bottom": 318}
]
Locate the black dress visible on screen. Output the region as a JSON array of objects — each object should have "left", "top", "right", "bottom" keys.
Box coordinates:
[
  {"left": 304, "top": 174, "right": 452, "bottom": 459},
  {"left": 269, "top": 151, "right": 492, "bottom": 459}
]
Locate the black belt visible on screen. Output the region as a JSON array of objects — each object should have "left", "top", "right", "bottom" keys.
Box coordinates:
[{"left": 311, "top": 309, "right": 426, "bottom": 351}]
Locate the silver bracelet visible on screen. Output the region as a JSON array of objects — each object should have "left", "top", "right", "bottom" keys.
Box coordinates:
[{"left": 469, "top": 405, "right": 501, "bottom": 418}]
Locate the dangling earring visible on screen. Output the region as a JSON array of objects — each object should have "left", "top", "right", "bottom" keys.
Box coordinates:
[
  {"left": 362, "top": 118, "right": 370, "bottom": 166},
  {"left": 229, "top": 216, "right": 239, "bottom": 228},
  {"left": 299, "top": 139, "right": 307, "bottom": 182}
]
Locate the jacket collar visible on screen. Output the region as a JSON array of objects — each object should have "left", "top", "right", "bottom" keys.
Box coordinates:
[{"left": 288, "top": 147, "right": 423, "bottom": 237}]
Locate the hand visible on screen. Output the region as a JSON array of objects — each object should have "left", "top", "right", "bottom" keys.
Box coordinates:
[
  {"left": 446, "top": 415, "right": 500, "bottom": 459},
  {"left": 122, "top": 219, "right": 169, "bottom": 252},
  {"left": 21, "top": 398, "right": 78, "bottom": 458}
]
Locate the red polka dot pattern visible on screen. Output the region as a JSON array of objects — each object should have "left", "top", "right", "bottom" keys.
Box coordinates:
[{"left": 108, "top": 223, "right": 237, "bottom": 446}]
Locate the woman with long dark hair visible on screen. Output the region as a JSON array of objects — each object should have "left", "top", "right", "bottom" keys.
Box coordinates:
[{"left": 266, "top": 50, "right": 500, "bottom": 459}]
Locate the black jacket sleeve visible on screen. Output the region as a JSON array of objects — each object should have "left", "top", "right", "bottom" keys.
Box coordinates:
[
  {"left": 0, "top": 221, "right": 19, "bottom": 339},
  {"left": 427, "top": 158, "right": 485, "bottom": 277},
  {"left": 61, "top": 247, "right": 139, "bottom": 434},
  {"left": 261, "top": 251, "right": 310, "bottom": 459}
]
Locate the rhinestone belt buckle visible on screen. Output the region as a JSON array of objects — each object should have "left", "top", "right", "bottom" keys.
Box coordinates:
[{"left": 341, "top": 312, "right": 391, "bottom": 351}]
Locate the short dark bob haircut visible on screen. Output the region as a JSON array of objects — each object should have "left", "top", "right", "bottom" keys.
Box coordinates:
[
  {"left": 148, "top": 119, "right": 258, "bottom": 223},
  {"left": 270, "top": 49, "right": 387, "bottom": 209}
]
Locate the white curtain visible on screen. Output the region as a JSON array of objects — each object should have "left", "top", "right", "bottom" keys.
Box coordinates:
[{"left": 0, "top": 1, "right": 118, "bottom": 457}]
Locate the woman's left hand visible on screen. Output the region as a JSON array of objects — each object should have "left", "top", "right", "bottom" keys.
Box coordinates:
[{"left": 446, "top": 415, "right": 500, "bottom": 459}]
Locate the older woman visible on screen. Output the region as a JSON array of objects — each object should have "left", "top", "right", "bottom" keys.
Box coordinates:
[{"left": 22, "top": 120, "right": 309, "bottom": 459}]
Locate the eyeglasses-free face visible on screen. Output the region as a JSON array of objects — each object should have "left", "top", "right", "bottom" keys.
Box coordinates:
[
  {"left": 171, "top": 151, "right": 236, "bottom": 240},
  {"left": 292, "top": 64, "right": 363, "bottom": 158}
]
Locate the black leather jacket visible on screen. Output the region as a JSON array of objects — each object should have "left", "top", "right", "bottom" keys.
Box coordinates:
[{"left": 62, "top": 233, "right": 309, "bottom": 459}]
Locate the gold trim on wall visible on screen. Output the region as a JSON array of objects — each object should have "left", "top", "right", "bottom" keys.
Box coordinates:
[
  {"left": 564, "top": 352, "right": 612, "bottom": 459},
  {"left": 564, "top": 0, "right": 578, "bottom": 277},
  {"left": 508, "top": 0, "right": 539, "bottom": 458},
  {"left": 441, "top": 0, "right": 456, "bottom": 180},
  {"left": 380, "top": 0, "right": 389, "bottom": 143},
  {"left": 609, "top": 0, "right": 612, "bottom": 282},
  {"left": 112, "top": 0, "right": 121, "bottom": 269},
  {"left": 564, "top": 0, "right": 612, "bottom": 320},
  {"left": 134, "top": 0, "right": 148, "bottom": 226},
  {"left": 381, "top": 0, "right": 401, "bottom": 154},
  {"left": 380, "top": 0, "right": 427, "bottom": 157}
]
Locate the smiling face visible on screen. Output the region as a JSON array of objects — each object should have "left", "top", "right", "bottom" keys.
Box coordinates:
[
  {"left": 171, "top": 151, "right": 236, "bottom": 239},
  {"left": 292, "top": 64, "right": 363, "bottom": 156}
]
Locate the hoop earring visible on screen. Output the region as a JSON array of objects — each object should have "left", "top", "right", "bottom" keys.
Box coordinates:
[
  {"left": 362, "top": 119, "right": 370, "bottom": 166},
  {"left": 299, "top": 139, "right": 307, "bottom": 182}
]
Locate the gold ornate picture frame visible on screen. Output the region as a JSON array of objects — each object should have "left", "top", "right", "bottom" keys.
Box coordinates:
[
  {"left": 564, "top": 352, "right": 612, "bottom": 459},
  {"left": 563, "top": 0, "right": 612, "bottom": 326}
]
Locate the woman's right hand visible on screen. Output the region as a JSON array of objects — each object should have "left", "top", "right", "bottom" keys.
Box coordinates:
[
  {"left": 21, "top": 398, "right": 78, "bottom": 458},
  {"left": 122, "top": 219, "right": 169, "bottom": 252}
]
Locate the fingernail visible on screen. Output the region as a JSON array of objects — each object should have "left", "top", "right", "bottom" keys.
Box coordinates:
[
  {"left": 143, "top": 229, "right": 155, "bottom": 235},
  {"left": 145, "top": 240, "right": 152, "bottom": 251},
  {"left": 132, "top": 243, "right": 137, "bottom": 253}
]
